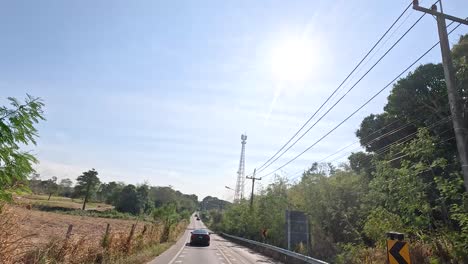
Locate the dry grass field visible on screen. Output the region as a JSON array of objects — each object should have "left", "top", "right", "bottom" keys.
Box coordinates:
[
  {"left": 14, "top": 206, "right": 143, "bottom": 246},
  {"left": 14, "top": 194, "right": 113, "bottom": 211},
  {"left": 0, "top": 195, "right": 188, "bottom": 264}
]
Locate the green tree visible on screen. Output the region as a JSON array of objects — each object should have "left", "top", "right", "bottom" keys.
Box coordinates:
[
  {"left": 97, "top": 181, "right": 124, "bottom": 204},
  {"left": 28, "top": 173, "right": 42, "bottom": 194},
  {"left": 256, "top": 176, "right": 289, "bottom": 247},
  {"left": 74, "top": 169, "right": 100, "bottom": 210},
  {"left": 150, "top": 186, "right": 177, "bottom": 207},
  {"left": 115, "top": 184, "right": 140, "bottom": 214},
  {"left": 201, "top": 196, "right": 230, "bottom": 211},
  {"left": 348, "top": 151, "right": 375, "bottom": 180},
  {"left": 152, "top": 203, "right": 182, "bottom": 241},
  {"left": 356, "top": 35, "right": 468, "bottom": 164},
  {"left": 46, "top": 176, "right": 58, "bottom": 201},
  {"left": 0, "top": 95, "right": 45, "bottom": 200},
  {"left": 58, "top": 178, "right": 73, "bottom": 197},
  {"left": 137, "top": 184, "right": 153, "bottom": 214}
]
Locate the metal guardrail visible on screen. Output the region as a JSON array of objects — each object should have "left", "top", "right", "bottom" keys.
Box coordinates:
[{"left": 221, "top": 233, "right": 328, "bottom": 264}]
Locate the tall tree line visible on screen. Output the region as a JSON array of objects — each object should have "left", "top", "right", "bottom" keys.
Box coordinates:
[{"left": 27, "top": 171, "right": 199, "bottom": 216}]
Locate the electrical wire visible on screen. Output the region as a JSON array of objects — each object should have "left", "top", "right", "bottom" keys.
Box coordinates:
[
  {"left": 258, "top": 21, "right": 463, "bottom": 179},
  {"left": 256, "top": 10, "right": 427, "bottom": 175},
  {"left": 288, "top": 116, "right": 452, "bottom": 182},
  {"left": 254, "top": 1, "right": 415, "bottom": 173}
]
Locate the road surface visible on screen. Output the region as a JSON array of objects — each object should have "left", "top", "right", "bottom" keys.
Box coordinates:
[{"left": 148, "top": 214, "right": 281, "bottom": 264}]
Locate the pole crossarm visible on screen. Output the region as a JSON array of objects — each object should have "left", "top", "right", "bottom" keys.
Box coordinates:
[
  {"left": 412, "top": 0, "right": 468, "bottom": 25},
  {"left": 247, "top": 169, "right": 261, "bottom": 208}
]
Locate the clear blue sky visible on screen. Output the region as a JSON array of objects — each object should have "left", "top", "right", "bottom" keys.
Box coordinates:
[{"left": 1, "top": 0, "right": 467, "bottom": 200}]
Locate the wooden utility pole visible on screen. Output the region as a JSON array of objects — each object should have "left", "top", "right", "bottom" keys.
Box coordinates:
[
  {"left": 413, "top": 0, "right": 468, "bottom": 192},
  {"left": 246, "top": 169, "right": 261, "bottom": 209}
]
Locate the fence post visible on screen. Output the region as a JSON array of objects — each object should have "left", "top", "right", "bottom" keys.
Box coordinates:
[
  {"left": 65, "top": 224, "right": 73, "bottom": 239},
  {"left": 150, "top": 225, "right": 154, "bottom": 237},
  {"left": 102, "top": 223, "right": 111, "bottom": 248},
  {"left": 125, "top": 224, "right": 136, "bottom": 253}
]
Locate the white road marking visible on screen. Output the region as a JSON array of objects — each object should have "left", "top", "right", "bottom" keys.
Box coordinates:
[
  {"left": 217, "top": 244, "right": 247, "bottom": 264},
  {"left": 215, "top": 244, "right": 234, "bottom": 264},
  {"left": 167, "top": 232, "right": 190, "bottom": 264}
]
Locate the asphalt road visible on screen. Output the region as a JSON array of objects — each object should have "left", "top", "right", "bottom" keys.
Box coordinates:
[{"left": 148, "top": 214, "right": 281, "bottom": 264}]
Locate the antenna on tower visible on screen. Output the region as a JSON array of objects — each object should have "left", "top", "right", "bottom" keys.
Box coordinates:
[{"left": 234, "top": 134, "right": 247, "bottom": 203}]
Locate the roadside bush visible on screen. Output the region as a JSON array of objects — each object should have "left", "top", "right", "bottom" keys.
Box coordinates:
[{"left": 363, "top": 207, "right": 406, "bottom": 248}]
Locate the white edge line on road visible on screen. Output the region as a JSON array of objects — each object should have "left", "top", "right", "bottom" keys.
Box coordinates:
[
  {"left": 168, "top": 231, "right": 189, "bottom": 264},
  {"left": 216, "top": 243, "right": 234, "bottom": 264}
]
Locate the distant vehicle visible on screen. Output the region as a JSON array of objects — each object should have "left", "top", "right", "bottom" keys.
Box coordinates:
[
  {"left": 196, "top": 217, "right": 200, "bottom": 220},
  {"left": 190, "top": 229, "right": 210, "bottom": 246}
]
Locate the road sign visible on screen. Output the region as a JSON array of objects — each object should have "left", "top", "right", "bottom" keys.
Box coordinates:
[
  {"left": 387, "top": 240, "right": 411, "bottom": 264},
  {"left": 285, "top": 210, "right": 309, "bottom": 252}
]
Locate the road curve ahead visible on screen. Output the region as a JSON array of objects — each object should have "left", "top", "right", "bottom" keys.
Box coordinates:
[{"left": 148, "top": 214, "right": 282, "bottom": 264}]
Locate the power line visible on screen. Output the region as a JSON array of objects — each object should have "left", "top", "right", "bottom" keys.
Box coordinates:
[
  {"left": 254, "top": 1, "right": 414, "bottom": 173},
  {"left": 256, "top": 11, "right": 427, "bottom": 175},
  {"left": 280, "top": 19, "right": 457, "bottom": 182},
  {"left": 257, "top": 21, "right": 463, "bottom": 179},
  {"left": 339, "top": 118, "right": 451, "bottom": 163},
  {"left": 385, "top": 135, "right": 455, "bottom": 164},
  {"left": 287, "top": 115, "right": 451, "bottom": 182},
  {"left": 327, "top": 4, "right": 416, "bottom": 104},
  {"left": 289, "top": 124, "right": 454, "bottom": 183},
  {"left": 315, "top": 106, "right": 444, "bottom": 163},
  {"left": 317, "top": 117, "right": 414, "bottom": 163}
]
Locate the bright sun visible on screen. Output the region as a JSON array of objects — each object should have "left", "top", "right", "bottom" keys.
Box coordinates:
[{"left": 270, "top": 38, "right": 317, "bottom": 82}]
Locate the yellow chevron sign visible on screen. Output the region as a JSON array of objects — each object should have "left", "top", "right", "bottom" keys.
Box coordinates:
[{"left": 387, "top": 240, "right": 411, "bottom": 264}]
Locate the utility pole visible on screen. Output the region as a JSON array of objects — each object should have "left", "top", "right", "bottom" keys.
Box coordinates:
[
  {"left": 246, "top": 169, "right": 261, "bottom": 209},
  {"left": 413, "top": 0, "right": 468, "bottom": 192}
]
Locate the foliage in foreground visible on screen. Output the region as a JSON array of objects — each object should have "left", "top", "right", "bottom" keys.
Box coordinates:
[{"left": 0, "top": 95, "right": 45, "bottom": 201}]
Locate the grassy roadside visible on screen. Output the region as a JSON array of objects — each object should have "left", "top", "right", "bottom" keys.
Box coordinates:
[
  {"left": 112, "top": 241, "right": 174, "bottom": 264},
  {"left": 111, "top": 219, "right": 189, "bottom": 264},
  {"left": 1, "top": 199, "right": 190, "bottom": 264}
]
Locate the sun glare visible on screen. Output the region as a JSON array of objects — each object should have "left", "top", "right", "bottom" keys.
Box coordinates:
[{"left": 270, "top": 38, "right": 317, "bottom": 82}]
